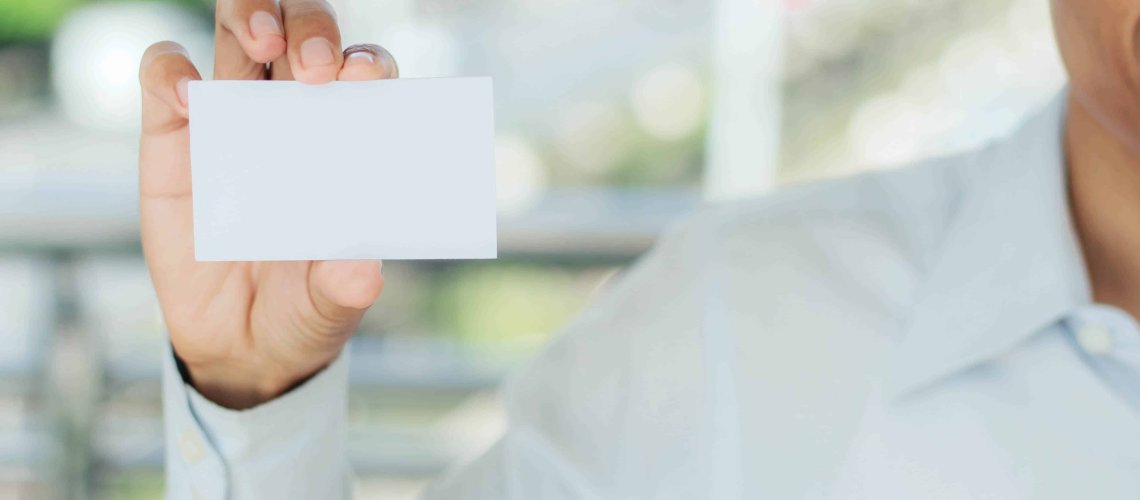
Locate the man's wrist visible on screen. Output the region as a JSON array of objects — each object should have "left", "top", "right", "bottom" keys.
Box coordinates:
[
  {"left": 188, "top": 364, "right": 296, "bottom": 410},
  {"left": 173, "top": 351, "right": 310, "bottom": 410}
]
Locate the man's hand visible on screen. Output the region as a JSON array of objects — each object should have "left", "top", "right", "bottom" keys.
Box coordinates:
[{"left": 138, "top": 0, "right": 398, "bottom": 409}]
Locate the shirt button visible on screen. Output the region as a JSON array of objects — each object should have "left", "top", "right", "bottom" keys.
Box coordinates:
[
  {"left": 179, "top": 429, "right": 204, "bottom": 465},
  {"left": 1077, "top": 325, "right": 1113, "bottom": 355}
]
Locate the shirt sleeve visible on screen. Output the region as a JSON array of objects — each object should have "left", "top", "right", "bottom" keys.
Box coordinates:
[
  {"left": 162, "top": 342, "right": 353, "bottom": 500},
  {"left": 424, "top": 214, "right": 729, "bottom": 499},
  {"left": 160, "top": 214, "right": 722, "bottom": 500}
]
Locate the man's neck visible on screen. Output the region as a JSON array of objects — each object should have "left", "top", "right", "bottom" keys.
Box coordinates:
[{"left": 1066, "top": 93, "right": 1140, "bottom": 317}]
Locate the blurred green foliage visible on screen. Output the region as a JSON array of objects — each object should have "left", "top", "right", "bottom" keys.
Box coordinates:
[
  {"left": 605, "top": 131, "right": 706, "bottom": 187},
  {"left": 0, "top": 0, "right": 206, "bottom": 42},
  {"left": 98, "top": 472, "right": 163, "bottom": 500},
  {"left": 0, "top": 0, "right": 83, "bottom": 40}
]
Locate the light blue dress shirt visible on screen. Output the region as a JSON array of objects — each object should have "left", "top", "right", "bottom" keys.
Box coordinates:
[{"left": 163, "top": 91, "right": 1140, "bottom": 499}]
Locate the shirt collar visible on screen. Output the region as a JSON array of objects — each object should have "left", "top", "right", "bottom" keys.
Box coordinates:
[{"left": 886, "top": 91, "right": 1093, "bottom": 400}]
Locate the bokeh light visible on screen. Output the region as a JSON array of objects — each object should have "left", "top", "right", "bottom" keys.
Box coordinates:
[
  {"left": 553, "top": 101, "right": 630, "bottom": 177},
  {"left": 51, "top": 3, "right": 210, "bottom": 131},
  {"left": 631, "top": 62, "right": 706, "bottom": 141},
  {"left": 494, "top": 133, "right": 548, "bottom": 214}
]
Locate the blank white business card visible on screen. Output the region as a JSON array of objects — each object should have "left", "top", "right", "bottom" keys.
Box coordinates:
[{"left": 188, "top": 77, "right": 497, "bottom": 261}]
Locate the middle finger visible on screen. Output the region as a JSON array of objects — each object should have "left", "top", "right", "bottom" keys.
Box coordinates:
[
  {"left": 276, "top": 0, "right": 343, "bottom": 84},
  {"left": 214, "top": 0, "right": 286, "bottom": 80}
]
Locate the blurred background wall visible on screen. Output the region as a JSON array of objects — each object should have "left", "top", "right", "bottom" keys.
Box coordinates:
[{"left": 0, "top": 0, "right": 1063, "bottom": 498}]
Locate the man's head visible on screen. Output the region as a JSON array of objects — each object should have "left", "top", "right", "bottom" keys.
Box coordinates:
[{"left": 1053, "top": 0, "right": 1140, "bottom": 152}]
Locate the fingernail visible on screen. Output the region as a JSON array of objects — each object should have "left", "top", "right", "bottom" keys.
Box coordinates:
[
  {"left": 249, "top": 11, "right": 282, "bottom": 39},
  {"left": 382, "top": 55, "right": 399, "bottom": 78},
  {"left": 300, "top": 37, "right": 336, "bottom": 68},
  {"left": 346, "top": 51, "right": 375, "bottom": 65},
  {"left": 176, "top": 78, "right": 190, "bottom": 108}
]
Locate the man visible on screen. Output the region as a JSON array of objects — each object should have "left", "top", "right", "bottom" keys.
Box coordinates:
[{"left": 139, "top": 0, "right": 1140, "bottom": 498}]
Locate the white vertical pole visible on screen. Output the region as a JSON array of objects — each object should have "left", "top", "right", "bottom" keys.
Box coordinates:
[{"left": 704, "top": 0, "right": 785, "bottom": 201}]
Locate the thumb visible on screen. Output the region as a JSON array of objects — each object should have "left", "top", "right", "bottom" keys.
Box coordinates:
[{"left": 308, "top": 260, "right": 385, "bottom": 326}]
